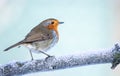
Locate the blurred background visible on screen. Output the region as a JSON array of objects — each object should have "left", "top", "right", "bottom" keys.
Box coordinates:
[{"left": 0, "top": 0, "right": 120, "bottom": 76}]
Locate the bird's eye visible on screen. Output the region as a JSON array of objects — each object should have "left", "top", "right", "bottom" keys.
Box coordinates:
[{"left": 51, "top": 21, "right": 54, "bottom": 24}]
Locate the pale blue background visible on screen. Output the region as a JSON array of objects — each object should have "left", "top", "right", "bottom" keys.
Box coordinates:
[{"left": 0, "top": 0, "right": 116, "bottom": 76}]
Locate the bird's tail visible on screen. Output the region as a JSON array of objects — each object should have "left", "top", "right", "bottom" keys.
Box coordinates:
[{"left": 4, "top": 41, "right": 24, "bottom": 51}]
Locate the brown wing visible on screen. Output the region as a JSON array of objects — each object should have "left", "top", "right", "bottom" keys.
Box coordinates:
[{"left": 23, "top": 25, "right": 53, "bottom": 43}]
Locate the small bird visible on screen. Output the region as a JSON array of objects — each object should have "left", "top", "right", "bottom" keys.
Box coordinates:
[{"left": 4, "top": 18, "right": 64, "bottom": 60}]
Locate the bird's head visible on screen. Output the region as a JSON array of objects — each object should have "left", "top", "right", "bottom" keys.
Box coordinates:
[{"left": 41, "top": 18, "right": 64, "bottom": 34}]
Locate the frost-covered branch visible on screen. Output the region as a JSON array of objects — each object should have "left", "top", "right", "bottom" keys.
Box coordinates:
[{"left": 1, "top": 44, "right": 120, "bottom": 76}]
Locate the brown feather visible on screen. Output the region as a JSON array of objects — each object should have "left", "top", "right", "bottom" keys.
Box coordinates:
[
  {"left": 23, "top": 24, "right": 53, "bottom": 43},
  {"left": 3, "top": 41, "right": 24, "bottom": 51}
]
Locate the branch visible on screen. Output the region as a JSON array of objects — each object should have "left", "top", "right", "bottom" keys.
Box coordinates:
[{"left": 1, "top": 44, "right": 120, "bottom": 76}]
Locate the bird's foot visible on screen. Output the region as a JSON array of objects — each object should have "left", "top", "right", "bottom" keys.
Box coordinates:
[
  {"left": 45, "top": 55, "right": 55, "bottom": 61},
  {"left": 31, "top": 58, "right": 34, "bottom": 61}
]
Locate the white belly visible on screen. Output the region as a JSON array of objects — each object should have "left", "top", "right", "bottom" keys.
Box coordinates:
[{"left": 23, "top": 39, "right": 57, "bottom": 53}]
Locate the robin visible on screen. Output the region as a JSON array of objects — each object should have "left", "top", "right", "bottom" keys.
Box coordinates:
[{"left": 3, "top": 18, "right": 64, "bottom": 60}]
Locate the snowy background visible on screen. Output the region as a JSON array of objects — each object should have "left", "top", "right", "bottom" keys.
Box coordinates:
[{"left": 0, "top": 0, "right": 120, "bottom": 76}]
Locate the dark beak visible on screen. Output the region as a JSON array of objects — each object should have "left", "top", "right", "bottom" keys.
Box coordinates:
[{"left": 59, "top": 22, "right": 64, "bottom": 24}]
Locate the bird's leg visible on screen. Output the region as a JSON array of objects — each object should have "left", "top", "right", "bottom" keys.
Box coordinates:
[
  {"left": 29, "top": 50, "right": 34, "bottom": 60},
  {"left": 39, "top": 50, "right": 55, "bottom": 61},
  {"left": 39, "top": 50, "right": 51, "bottom": 57}
]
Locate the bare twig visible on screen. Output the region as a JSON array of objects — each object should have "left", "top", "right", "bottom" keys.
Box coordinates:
[{"left": 1, "top": 44, "right": 120, "bottom": 76}]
